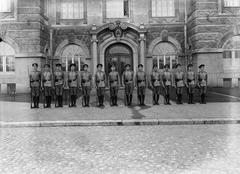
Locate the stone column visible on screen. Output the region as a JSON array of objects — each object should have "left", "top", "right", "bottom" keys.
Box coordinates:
[
  {"left": 139, "top": 33, "right": 146, "bottom": 70},
  {"left": 91, "top": 34, "right": 98, "bottom": 75}
]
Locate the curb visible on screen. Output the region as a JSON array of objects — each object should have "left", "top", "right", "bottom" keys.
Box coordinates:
[{"left": 1, "top": 118, "right": 240, "bottom": 128}]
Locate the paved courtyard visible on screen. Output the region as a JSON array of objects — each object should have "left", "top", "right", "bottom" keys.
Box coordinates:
[{"left": 1, "top": 125, "right": 240, "bottom": 174}]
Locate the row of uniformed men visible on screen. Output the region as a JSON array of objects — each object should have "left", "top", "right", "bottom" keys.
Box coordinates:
[{"left": 29, "top": 62, "right": 208, "bottom": 108}]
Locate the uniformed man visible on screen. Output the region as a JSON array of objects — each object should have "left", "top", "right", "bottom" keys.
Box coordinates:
[
  {"left": 198, "top": 64, "right": 208, "bottom": 104},
  {"left": 150, "top": 64, "right": 161, "bottom": 105},
  {"left": 161, "top": 64, "right": 172, "bottom": 105},
  {"left": 68, "top": 63, "right": 78, "bottom": 107},
  {"left": 108, "top": 64, "right": 120, "bottom": 106},
  {"left": 42, "top": 63, "right": 53, "bottom": 108},
  {"left": 135, "top": 64, "right": 147, "bottom": 106},
  {"left": 122, "top": 64, "right": 134, "bottom": 106},
  {"left": 185, "top": 64, "right": 196, "bottom": 104},
  {"left": 81, "top": 64, "right": 92, "bottom": 107},
  {"left": 54, "top": 63, "right": 64, "bottom": 107},
  {"left": 95, "top": 64, "right": 106, "bottom": 107},
  {"left": 174, "top": 63, "right": 185, "bottom": 104},
  {"left": 29, "top": 63, "right": 41, "bottom": 108}
]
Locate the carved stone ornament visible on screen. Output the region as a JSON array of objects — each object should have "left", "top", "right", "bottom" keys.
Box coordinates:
[{"left": 108, "top": 20, "right": 128, "bottom": 41}]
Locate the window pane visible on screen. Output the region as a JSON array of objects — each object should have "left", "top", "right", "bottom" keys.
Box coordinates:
[
  {"left": 124, "top": 0, "right": 129, "bottom": 17},
  {"left": 0, "top": 56, "right": 3, "bottom": 72},
  {"left": 159, "top": 56, "right": 164, "bottom": 69},
  {"left": 60, "top": 0, "right": 84, "bottom": 19},
  {"left": 223, "top": 51, "right": 232, "bottom": 59},
  {"left": 106, "top": 0, "right": 124, "bottom": 18},
  {"left": 224, "top": 0, "right": 240, "bottom": 7},
  {"left": 152, "top": 0, "right": 175, "bottom": 17},
  {"left": 235, "top": 50, "right": 240, "bottom": 58},
  {"left": 0, "top": 0, "right": 12, "bottom": 12},
  {"left": 6, "top": 56, "right": 15, "bottom": 72}
]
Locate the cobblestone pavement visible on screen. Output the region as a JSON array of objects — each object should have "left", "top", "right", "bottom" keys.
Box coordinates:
[{"left": 1, "top": 125, "right": 240, "bottom": 174}]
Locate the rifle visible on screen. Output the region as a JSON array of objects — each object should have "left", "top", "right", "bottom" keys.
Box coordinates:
[{"left": 28, "top": 66, "right": 33, "bottom": 109}]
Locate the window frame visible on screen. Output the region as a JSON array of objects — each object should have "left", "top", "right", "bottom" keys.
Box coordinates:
[
  {"left": 56, "top": 0, "right": 87, "bottom": 25},
  {"left": 223, "top": 0, "right": 240, "bottom": 7},
  {"left": 0, "top": 56, "right": 15, "bottom": 74},
  {"left": 102, "top": 0, "right": 133, "bottom": 23},
  {"left": 0, "top": 0, "right": 17, "bottom": 21},
  {"left": 149, "top": 0, "right": 179, "bottom": 23}
]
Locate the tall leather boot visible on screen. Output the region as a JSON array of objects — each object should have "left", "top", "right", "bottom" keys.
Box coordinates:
[
  {"left": 36, "top": 96, "right": 40, "bottom": 108},
  {"left": 33, "top": 96, "right": 36, "bottom": 108},
  {"left": 164, "top": 95, "right": 167, "bottom": 105},
  {"left": 153, "top": 94, "right": 155, "bottom": 105},
  {"left": 179, "top": 94, "right": 183, "bottom": 104},
  {"left": 87, "top": 95, "right": 90, "bottom": 107},
  {"left": 167, "top": 95, "right": 171, "bottom": 105},
  {"left": 59, "top": 96, "right": 63, "bottom": 107},
  {"left": 142, "top": 95, "right": 145, "bottom": 106},
  {"left": 114, "top": 96, "right": 117, "bottom": 106},
  {"left": 203, "top": 94, "right": 206, "bottom": 104},
  {"left": 126, "top": 95, "right": 129, "bottom": 105},
  {"left": 130, "top": 95, "right": 133, "bottom": 106},
  {"left": 110, "top": 96, "right": 114, "bottom": 106},
  {"left": 138, "top": 95, "right": 141, "bottom": 106},
  {"left": 191, "top": 94, "right": 195, "bottom": 104},
  {"left": 188, "top": 93, "right": 191, "bottom": 104},
  {"left": 156, "top": 95, "right": 159, "bottom": 105}
]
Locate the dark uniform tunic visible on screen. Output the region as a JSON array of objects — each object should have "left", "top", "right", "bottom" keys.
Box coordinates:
[
  {"left": 30, "top": 70, "right": 41, "bottom": 97},
  {"left": 174, "top": 71, "right": 185, "bottom": 95},
  {"left": 108, "top": 71, "right": 120, "bottom": 97},
  {"left": 186, "top": 70, "right": 196, "bottom": 94},
  {"left": 42, "top": 71, "right": 53, "bottom": 97},
  {"left": 136, "top": 71, "right": 147, "bottom": 96},
  {"left": 198, "top": 70, "right": 208, "bottom": 95},
  {"left": 151, "top": 70, "right": 161, "bottom": 95},
  {"left": 162, "top": 70, "right": 172, "bottom": 95},
  {"left": 122, "top": 70, "right": 134, "bottom": 95},
  {"left": 54, "top": 69, "right": 64, "bottom": 96},
  {"left": 68, "top": 71, "right": 78, "bottom": 95},
  {"left": 95, "top": 70, "right": 106, "bottom": 97},
  {"left": 81, "top": 71, "right": 92, "bottom": 96}
]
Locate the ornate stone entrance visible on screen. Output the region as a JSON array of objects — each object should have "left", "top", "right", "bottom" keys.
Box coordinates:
[{"left": 105, "top": 43, "right": 133, "bottom": 80}]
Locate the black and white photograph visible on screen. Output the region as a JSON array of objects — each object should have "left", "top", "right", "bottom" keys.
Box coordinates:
[{"left": 0, "top": 0, "right": 240, "bottom": 173}]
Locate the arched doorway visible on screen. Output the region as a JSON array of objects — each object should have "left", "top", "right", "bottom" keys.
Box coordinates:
[
  {"left": 105, "top": 43, "right": 133, "bottom": 79},
  {"left": 152, "top": 42, "right": 177, "bottom": 69}
]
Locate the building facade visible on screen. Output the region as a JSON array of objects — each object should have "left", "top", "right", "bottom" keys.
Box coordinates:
[{"left": 0, "top": 0, "right": 239, "bottom": 93}]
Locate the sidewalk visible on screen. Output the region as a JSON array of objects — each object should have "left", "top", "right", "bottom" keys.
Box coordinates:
[{"left": 1, "top": 89, "right": 240, "bottom": 127}]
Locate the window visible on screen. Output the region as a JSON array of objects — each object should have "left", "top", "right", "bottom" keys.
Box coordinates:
[
  {"left": 235, "top": 50, "right": 240, "bottom": 58},
  {"left": 152, "top": 0, "right": 175, "bottom": 17},
  {"left": 224, "top": 0, "right": 240, "bottom": 7},
  {"left": 106, "top": 0, "right": 129, "bottom": 18},
  {"left": 152, "top": 42, "right": 177, "bottom": 69},
  {"left": 60, "top": 0, "right": 84, "bottom": 19},
  {"left": 223, "top": 50, "right": 232, "bottom": 59},
  {"left": 61, "top": 44, "right": 85, "bottom": 71},
  {"left": 0, "top": 0, "right": 12, "bottom": 12},
  {"left": 223, "top": 78, "right": 232, "bottom": 88},
  {"left": 0, "top": 42, "right": 15, "bottom": 73},
  {"left": 6, "top": 56, "right": 15, "bottom": 72}
]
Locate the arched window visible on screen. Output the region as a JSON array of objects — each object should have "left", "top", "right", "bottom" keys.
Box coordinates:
[
  {"left": 152, "top": 42, "right": 177, "bottom": 69},
  {"left": 60, "top": 44, "right": 86, "bottom": 71},
  {"left": 0, "top": 42, "right": 15, "bottom": 73}
]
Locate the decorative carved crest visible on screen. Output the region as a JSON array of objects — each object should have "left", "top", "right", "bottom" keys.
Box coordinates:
[{"left": 108, "top": 20, "right": 128, "bottom": 41}]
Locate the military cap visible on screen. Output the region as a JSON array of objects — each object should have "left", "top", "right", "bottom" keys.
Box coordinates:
[
  {"left": 97, "top": 64, "right": 103, "bottom": 68},
  {"left": 125, "top": 64, "right": 131, "bottom": 67},
  {"left": 175, "top": 63, "right": 181, "bottom": 68},
  {"left": 44, "top": 64, "right": 50, "bottom": 68},
  {"left": 198, "top": 64, "right": 205, "bottom": 68},
  {"left": 56, "top": 63, "right": 62, "bottom": 67},
  {"left": 153, "top": 64, "right": 158, "bottom": 68},
  {"left": 83, "top": 64, "right": 88, "bottom": 68},
  {"left": 32, "top": 63, "right": 38, "bottom": 67},
  {"left": 70, "top": 63, "right": 76, "bottom": 67},
  {"left": 187, "top": 64, "right": 193, "bottom": 68},
  {"left": 138, "top": 64, "right": 143, "bottom": 68},
  {"left": 164, "top": 64, "right": 170, "bottom": 68}
]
